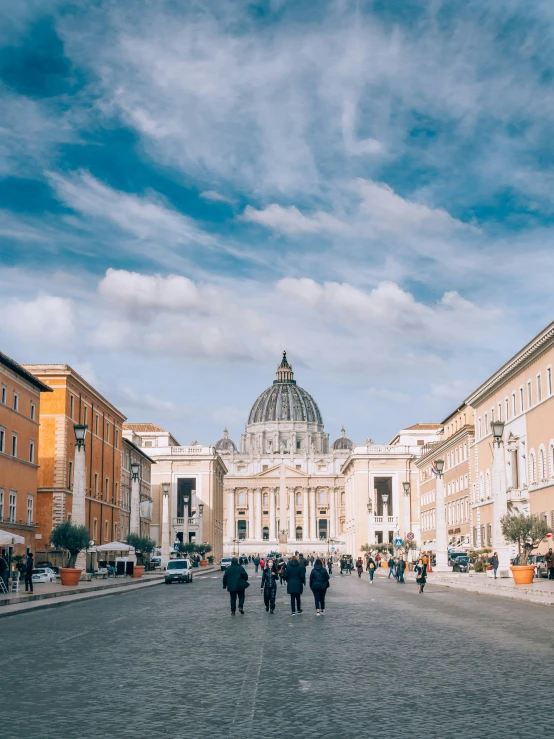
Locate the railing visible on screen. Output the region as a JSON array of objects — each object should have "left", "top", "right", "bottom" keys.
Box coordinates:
[
  {"left": 171, "top": 446, "right": 208, "bottom": 455},
  {"left": 359, "top": 445, "right": 414, "bottom": 455},
  {"left": 173, "top": 517, "right": 198, "bottom": 526},
  {"left": 372, "top": 516, "right": 398, "bottom": 525}
]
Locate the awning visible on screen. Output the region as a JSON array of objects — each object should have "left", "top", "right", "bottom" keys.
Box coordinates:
[
  {"left": 0, "top": 529, "right": 25, "bottom": 547},
  {"left": 95, "top": 541, "right": 135, "bottom": 552}
]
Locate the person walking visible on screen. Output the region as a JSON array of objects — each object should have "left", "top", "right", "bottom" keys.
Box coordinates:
[
  {"left": 366, "top": 556, "right": 377, "bottom": 583},
  {"left": 489, "top": 552, "right": 500, "bottom": 580},
  {"left": 327, "top": 556, "right": 333, "bottom": 575},
  {"left": 388, "top": 556, "right": 396, "bottom": 579},
  {"left": 375, "top": 553, "right": 381, "bottom": 568},
  {"left": 222, "top": 556, "right": 249, "bottom": 615},
  {"left": 284, "top": 555, "right": 305, "bottom": 615},
  {"left": 545, "top": 549, "right": 554, "bottom": 580},
  {"left": 298, "top": 554, "right": 308, "bottom": 572},
  {"left": 415, "top": 558, "right": 427, "bottom": 594},
  {"left": 261, "top": 558, "right": 278, "bottom": 614},
  {"left": 309, "top": 558, "right": 330, "bottom": 615},
  {"left": 355, "top": 557, "right": 364, "bottom": 578},
  {"left": 24, "top": 551, "right": 34, "bottom": 593},
  {"left": 396, "top": 557, "right": 406, "bottom": 584},
  {"left": 260, "top": 557, "right": 265, "bottom": 570},
  {"left": 253, "top": 555, "right": 260, "bottom": 573}
]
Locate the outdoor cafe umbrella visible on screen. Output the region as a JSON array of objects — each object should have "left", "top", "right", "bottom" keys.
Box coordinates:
[
  {"left": 0, "top": 529, "right": 25, "bottom": 547},
  {"left": 95, "top": 541, "right": 135, "bottom": 552}
]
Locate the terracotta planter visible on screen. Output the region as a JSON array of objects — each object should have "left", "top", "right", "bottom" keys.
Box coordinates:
[
  {"left": 510, "top": 565, "right": 535, "bottom": 585},
  {"left": 60, "top": 568, "right": 82, "bottom": 586},
  {"left": 133, "top": 565, "right": 145, "bottom": 579},
  {"left": 200, "top": 560, "right": 208, "bottom": 567}
]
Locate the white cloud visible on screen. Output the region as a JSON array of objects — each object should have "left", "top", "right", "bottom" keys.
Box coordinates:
[
  {"left": 200, "top": 190, "right": 236, "bottom": 204},
  {"left": 98, "top": 269, "right": 202, "bottom": 311},
  {"left": 3, "top": 295, "right": 76, "bottom": 345},
  {"left": 240, "top": 204, "right": 346, "bottom": 234}
]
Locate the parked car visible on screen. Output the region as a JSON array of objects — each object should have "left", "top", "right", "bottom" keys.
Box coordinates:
[
  {"left": 31, "top": 567, "right": 57, "bottom": 583},
  {"left": 452, "top": 556, "right": 472, "bottom": 573},
  {"left": 150, "top": 556, "right": 161, "bottom": 570},
  {"left": 164, "top": 559, "right": 193, "bottom": 584},
  {"left": 535, "top": 555, "right": 548, "bottom": 578},
  {"left": 448, "top": 551, "right": 469, "bottom": 566},
  {"left": 36, "top": 560, "right": 54, "bottom": 569},
  {"left": 220, "top": 557, "right": 233, "bottom": 570}
]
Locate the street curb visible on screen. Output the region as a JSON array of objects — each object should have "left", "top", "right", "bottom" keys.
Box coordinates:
[{"left": 429, "top": 577, "right": 554, "bottom": 606}]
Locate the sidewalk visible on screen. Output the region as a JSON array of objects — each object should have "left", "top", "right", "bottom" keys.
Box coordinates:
[
  {"left": 0, "top": 565, "right": 218, "bottom": 618},
  {"left": 428, "top": 571, "right": 554, "bottom": 606}
]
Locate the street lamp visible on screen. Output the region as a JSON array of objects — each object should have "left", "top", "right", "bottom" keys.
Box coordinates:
[
  {"left": 366, "top": 499, "right": 372, "bottom": 513},
  {"left": 198, "top": 503, "right": 204, "bottom": 517},
  {"left": 382, "top": 493, "right": 389, "bottom": 505},
  {"left": 491, "top": 420, "right": 505, "bottom": 447},
  {"left": 403, "top": 482, "right": 411, "bottom": 495},
  {"left": 130, "top": 461, "right": 140, "bottom": 482},
  {"left": 162, "top": 482, "right": 170, "bottom": 495},
  {"left": 434, "top": 459, "right": 445, "bottom": 478},
  {"left": 232, "top": 537, "right": 240, "bottom": 556},
  {"left": 73, "top": 423, "right": 87, "bottom": 451}
]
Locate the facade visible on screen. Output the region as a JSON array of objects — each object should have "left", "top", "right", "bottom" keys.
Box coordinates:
[
  {"left": 416, "top": 406, "right": 474, "bottom": 551},
  {"left": 0, "top": 351, "right": 52, "bottom": 556},
  {"left": 121, "top": 434, "right": 154, "bottom": 540},
  {"left": 123, "top": 424, "right": 226, "bottom": 561},
  {"left": 23, "top": 364, "right": 126, "bottom": 557}
]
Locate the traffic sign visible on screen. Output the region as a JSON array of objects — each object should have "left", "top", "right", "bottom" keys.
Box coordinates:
[
  {"left": 547, "top": 532, "right": 553, "bottom": 539},
  {"left": 331, "top": 546, "right": 335, "bottom": 551},
  {"left": 406, "top": 532, "right": 415, "bottom": 540},
  {"left": 394, "top": 538, "right": 403, "bottom": 547}
]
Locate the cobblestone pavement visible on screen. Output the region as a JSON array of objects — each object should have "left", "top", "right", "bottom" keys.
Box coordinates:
[{"left": 2, "top": 566, "right": 552, "bottom": 739}]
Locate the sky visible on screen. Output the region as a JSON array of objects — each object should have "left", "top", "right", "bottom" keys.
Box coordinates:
[{"left": 2, "top": 0, "right": 554, "bottom": 446}]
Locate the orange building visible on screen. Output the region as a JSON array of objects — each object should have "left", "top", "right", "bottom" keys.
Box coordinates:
[
  {"left": 0, "top": 351, "right": 52, "bottom": 557},
  {"left": 23, "top": 364, "right": 126, "bottom": 560}
]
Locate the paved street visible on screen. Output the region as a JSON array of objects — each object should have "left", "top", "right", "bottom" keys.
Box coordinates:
[{"left": 2, "top": 565, "right": 551, "bottom": 739}]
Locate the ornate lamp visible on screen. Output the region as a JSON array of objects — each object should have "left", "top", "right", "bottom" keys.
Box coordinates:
[
  {"left": 434, "top": 459, "right": 445, "bottom": 478},
  {"left": 490, "top": 420, "right": 505, "bottom": 447},
  {"left": 73, "top": 424, "right": 87, "bottom": 451},
  {"left": 130, "top": 461, "right": 140, "bottom": 482},
  {"left": 403, "top": 482, "right": 411, "bottom": 495}
]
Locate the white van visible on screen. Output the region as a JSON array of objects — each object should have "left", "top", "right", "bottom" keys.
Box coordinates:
[{"left": 164, "top": 558, "right": 193, "bottom": 584}]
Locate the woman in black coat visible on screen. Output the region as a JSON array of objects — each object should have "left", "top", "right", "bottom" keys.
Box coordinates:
[
  {"left": 261, "top": 558, "right": 278, "bottom": 614},
  {"left": 309, "top": 559, "right": 330, "bottom": 615},
  {"left": 222, "top": 557, "right": 249, "bottom": 615},
  {"left": 415, "top": 558, "right": 427, "bottom": 594},
  {"left": 284, "top": 556, "right": 305, "bottom": 615}
]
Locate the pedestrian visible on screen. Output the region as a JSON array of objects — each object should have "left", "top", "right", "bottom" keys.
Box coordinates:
[
  {"left": 396, "top": 557, "right": 406, "bottom": 584},
  {"left": 261, "top": 558, "right": 278, "bottom": 614},
  {"left": 309, "top": 558, "right": 330, "bottom": 615},
  {"left": 388, "top": 556, "right": 396, "bottom": 579},
  {"left": 260, "top": 557, "right": 265, "bottom": 570},
  {"left": 375, "top": 553, "right": 381, "bottom": 568},
  {"left": 545, "top": 549, "right": 554, "bottom": 580},
  {"left": 415, "top": 558, "right": 427, "bottom": 594},
  {"left": 327, "top": 556, "right": 333, "bottom": 575},
  {"left": 253, "top": 556, "right": 260, "bottom": 573},
  {"left": 284, "top": 555, "right": 305, "bottom": 616},
  {"left": 298, "top": 554, "right": 308, "bottom": 572},
  {"left": 366, "top": 556, "right": 376, "bottom": 583},
  {"left": 222, "top": 556, "right": 249, "bottom": 615},
  {"left": 0, "top": 553, "right": 8, "bottom": 592},
  {"left": 489, "top": 552, "right": 500, "bottom": 580},
  {"left": 25, "top": 551, "right": 34, "bottom": 593},
  {"left": 355, "top": 557, "right": 364, "bottom": 578}
]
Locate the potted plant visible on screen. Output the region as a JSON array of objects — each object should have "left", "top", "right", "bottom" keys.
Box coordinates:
[
  {"left": 178, "top": 542, "right": 198, "bottom": 564},
  {"left": 126, "top": 534, "right": 155, "bottom": 577},
  {"left": 50, "top": 520, "right": 90, "bottom": 585},
  {"left": 198, "top": 543, "right": 212, "bottom": 566},
  {"left": 501, "top": 513, "right": 550, "bottom": 584},
  {"left": 207, "top": 555, "right": 215, "bottom": 565}
]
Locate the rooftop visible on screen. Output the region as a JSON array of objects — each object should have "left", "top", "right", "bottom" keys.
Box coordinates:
[
  {"left": 0, "top": 352, "right": 52, "bottom": 393},
  {"left": 404, "top": 423, "right": 442, "bottom": 430},
  {"left": 123, "top": 423, "right": 167, "bottom": 433}
]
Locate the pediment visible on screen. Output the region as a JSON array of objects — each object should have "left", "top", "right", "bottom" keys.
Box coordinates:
[{"left": 254, "top": 464, "right": 309, "bottom": 478}]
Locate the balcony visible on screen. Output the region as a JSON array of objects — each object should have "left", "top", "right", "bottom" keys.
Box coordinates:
[
  {"left": 173, "top": 517, "right": 198, "bottom": 526},
  {"left": 506, "top": 487, "right": 529, "bottom": 503},
  {"left": 372, "top": 516, "right": 397, "bottom": 526},
  {"left": 171, "top": 446, "right": 206, "bottom": 455}
]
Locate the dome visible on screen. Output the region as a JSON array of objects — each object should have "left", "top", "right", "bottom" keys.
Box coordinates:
[
  {"left": 248, "top": 352, "right": 323, "bottom": 426},
  {"left": 215, "top": 428, "right": 237, "bottom": 452},
  {"left": 332, "top": 426, "right": 353, "bottom": 451}
]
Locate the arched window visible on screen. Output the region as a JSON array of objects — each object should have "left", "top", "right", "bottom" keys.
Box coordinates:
[
  {"left": 479, "top": 473, "right": 484, "bottom": 501},
  {"left": 318, "top": 490, "right": 327, "bottom": 504},
  {"left": 296, "top": 491, "right": 302, "bottom": 505},
  {"left": 262, "top": 526, "right": 269, "bottom": 541},
  {"left": 485, "top": 470, "right": 491, "bottom": 499},
  {"left": 549, "top": 443, "right": 554, "bottom": 478},
  {"left": 263, "top": 492, "right": 269, "bottom": 506},
  {"left": 237, "top": 491, "right": 246, "bottom": 506},
  {"left": 539, "top": 447, "right": 546, "bottom": 481},
  {"left": 296, "top": 526, "right": 303, "bottom": 541},
  {"left": 529, "top": 450, "right": 537, "bottom": 485},
  {"left": 318, "top": 519, "right": 328, "bottom": 539}
]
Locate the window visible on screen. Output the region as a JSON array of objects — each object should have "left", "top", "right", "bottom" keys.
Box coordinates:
[
  {"left": 512, "top": 393, "right": 516, "bottom": 418},
  {"left": 104, "top": 520, "right": 109, "bottom": 542},
  {"left": 13, "top": 392, "right": 18, "bottom": 411},
  {"left": 296, "top": 440, "right": 301, "bottom": 450},
  {"left": 537, "top": 374, "right": 542, "bottom": 403},
  {"left": 237, "top": 491, "right": 246, "bottom": 506},
  {"left": 262, "top": 465, "right": 268, "bottom": 472},
  {"left": 512, "top": 449, "right": 519, "bottom": 489},
  {"left": 262, "top": 526, "right": 269, "bottom": 541},
  {"left": 1, "top": 385, "right": 6, "bottom": 404},
  {"left": 485, "top": 470, "right": 491, "bottom": 498},
  {"left": 83, "top": 407, "right": 88, "bottom": 426},
  {"left": 95, "top": 414, "right": 99, "bottom": 435},
  {"left": 115, "top": 481, "right": 119, "bottom": 505},
  {"left": 0, "top": 489, "right": 3, "bottom": 520},
  {"left": 263, "top": 492, "right": 269, "bottom": 506},
  {"left": 484, "top": 414, "right": 488, "bottom": 433},
  {"left": 68, "top": 461, "right": 73, "bottom": 490},
  {"left": 9, "top": 491, "right": 16, "bottom": 522},
  {"left": 478, "top": 418, "right": 482, "bottom": 439},
  {"left": 530, "top": 451, "right": 537, "bottom": 485},
  {"left": 318, "top": 519, "right": 328, "bottom": 539},
  {"left": 539, "top": 447, "right": 546, "bottom": 482},
  {"left": 527, "top": 381, "right": 532, "bottom": 408},
  {"left": 106, "top": 423, "right": 110, "bottom": 443},
  {"left": 296, "top": 491, "right": 302, "bottom": 505},
  {"left": 505, "top": 398, "right": 509, "bottom": 422},
  {"left": 295, "top": 465, "right": 302, "bottom": 470},
  {"left": 0, "top": 427, "right": 4, "bottom": 453},
  {"left": 93, "top": 519, "right": 98, "bottom": 539},
  {"left": 318, "top": 490, "right": 327, "bottom": 504},
  {"left": 296, "top": 526, "right": 303, "bottom": 541},
  {"left": 27, "top": 495, "right": 33, "bottom": 525},
  {"left": 115, "top": 429, "right": 119, "bottom": 447},
  {"left": 236, "top": 520, "right": 247, "bottom": 539},
  {"left": 94, "top": 473, "right": 98, "bottom": 497},
  {"left": 11, "top": 433, "right": 17, "bottom": 457},
  {"left": 549, "top": 367, "right": 553, "bottom": 396},
  {"left": 520, "top": 387, "right": 524, "bottom": 413},
  {"left": 105, "top": 478, "right": 109, "bottom": 499},
  {"left": 486, "top": 523, "right": 492, "bottom": 546},
  {"left": 29, "top": 440, "right": 34, "bottom": 464},
  {"left": 69, "top": 395, "right": 74, "bottom": 419},
  {"left": 30, "top": 402, "right": 35, "bottom": 421}
]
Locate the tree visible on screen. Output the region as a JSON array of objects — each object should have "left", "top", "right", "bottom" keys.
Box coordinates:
[
  {"left": 126, "top": 534, "right": 155, "bottom": 564},
  {"left": 401, "top": 539, "right": 418, "bottom": 561},
  {"left": 197, "top": 543, "right": 212, "bottom": 558},
  {"left": 177, "top": 542, "right": 197, "bottom": 556},
  {"left": 51, "top": 521, "right": 90, "bottom": 568},
  {"left": 500, "top": 513, "right": 549, "bottom": 566}
]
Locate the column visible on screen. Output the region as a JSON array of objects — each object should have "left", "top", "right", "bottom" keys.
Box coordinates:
[
  {"left": 435, "top": 474, "right": 449, "bottom": 571},
  {"left": 248, "top": 488, "right": 254, "bottom": 540},
  {"left": 383, "top": 497, "right": 389, "bottom": 545},
  {"left": 329, "top": 488, "right": 336, "bottom": 538},
  {"left": 279, "top": 457, "right": 287, "bottom": 539},
  {"left": 288, "top": 487, "right": 295, "bottom": 541},
  {"left": 255, "top": 488, "right": 262, "bottom": 539},
  {"left": 73, "top": 444, "right": 87, "bottom": 570},
  {"left": 269, "top": 488, "right": 276, "bottom": 540},
  {"left": 130, "top": 474, "right": 140, "bottom": 535},
  {"left": 303, "top": 488, "right": 309, "bottom": 541},
  {"left": 227, "top": 489, "right": 235, "bottom": 539},
  {"left": 161, "top": 489, "right": 170, "bottom": 569},
  {"left": 182, "top": 494, "right": 189, "bottom": 546},
  {"left": 309, "top": 488, "right": 317, "bottom": 541},
  {"left": 492, "top": 439, "right": 511, "bottom": 577}
]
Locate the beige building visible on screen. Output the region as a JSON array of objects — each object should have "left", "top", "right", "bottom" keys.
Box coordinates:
[{"left": 121, "top": 434, "right": 155, "bottom": 540}]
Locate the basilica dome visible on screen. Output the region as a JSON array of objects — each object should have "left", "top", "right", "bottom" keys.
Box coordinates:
[
  {"left": 215, "top": 428, "right": 237, "bottom": 452},
  {"left": 332, "top": 427, "right": 353, "bottom": 451},
  {"left": 247, "top": 352, "right": 323, "bottom": 426}
]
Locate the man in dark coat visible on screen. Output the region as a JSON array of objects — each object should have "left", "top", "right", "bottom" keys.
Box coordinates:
[
  {"left": 284, "top": 556, "right": 305, "bottom": 615},
  {"left": 388, "top": 556, "right": 396, "bottom": 579},
  {"left": 25, "top": 552, "right": 34, "bottom": 593},
  {"left": 396, "top": 557, "right": 406, "bottom": 584},
  {"left": 309, "top": 559, "right": 330, "bottom": 614},
  {"left": 489, "top": 552, "right": 500, "bottom": 579},
  {"left": 253, "top": 556, "right": 260, "bottom": 573},
  {"left": 222, "top": 557, "right": 249, "bottom": 615},
  {"left": 545, "top": 549, "right": 554, "bottom": 580}
]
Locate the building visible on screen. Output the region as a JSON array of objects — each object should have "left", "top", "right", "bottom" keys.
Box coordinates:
[
  {"left": 416, "top": 406, "right": 474, "bottom": 551},
  {"left": 121, "top": 433, "right": 155, "bottom": 540},
  {"left": 0, "top": 351, "right": 52, "bottom": 556},
  {"left": 23, "top": 364, "right": 126, "bottom": 558},
  {"left": 123, "top": 424, "right": 226, "bottom": 561}
]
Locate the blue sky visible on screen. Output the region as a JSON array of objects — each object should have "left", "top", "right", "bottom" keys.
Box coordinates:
[{"left": 2, "top": 0, "right": 554, "bottom": 445}]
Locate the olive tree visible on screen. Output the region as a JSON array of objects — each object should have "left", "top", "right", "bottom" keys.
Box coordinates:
[
  {"left": 51, "top": 521, "right": 90, "bottom": 568},
  {"left": 500, "top": 513, "right": 549, "bottom": 566}
]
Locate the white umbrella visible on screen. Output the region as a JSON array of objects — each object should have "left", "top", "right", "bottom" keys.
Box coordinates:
[
  {"left": 95, "top": 541, "right": 135, "bottom": 552},
  {"left": 0, "top": 529, "right": 25, "bottom": 547}
]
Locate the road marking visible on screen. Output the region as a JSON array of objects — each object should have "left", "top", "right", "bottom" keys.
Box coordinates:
[
  {"left": 299, "top": 680, "right": 310, "bottom": 692},
  {"left": 106, "top": 615, "right": 125, "bottom": 624},
  {"left": 58, "top": 629, "right": 93, "bottom": 643}
]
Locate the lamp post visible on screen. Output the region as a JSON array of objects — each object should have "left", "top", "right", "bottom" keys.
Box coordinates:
[
  {"left": 232, "top": 537, "right": 240, "bottom": 557},
  {"left": 326, "top": 537, "right": 337, "bottom": 555},
  {"left": 161, "top": 482, "right": 170, "bottom": 569},
  {"left": 198, "top": 502, "right": 204, "bottom": 546},
  {"left": 433, "top": 459, "right": 449, "bottom": 571},
  {"left": 491, "top": 420, "right": 510, "bottom": 577},
  {"left": 72, "top": 424, "right": 87, "bottom": 571},
  {"left": 130, "top": 461, "right": 140, "bottom": 536},
  {"left": 182, "top": 493, "right": 190, "bottom": 547},
  {"left": 403, "top": 481, "right": 411, "bottom": 540}
]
